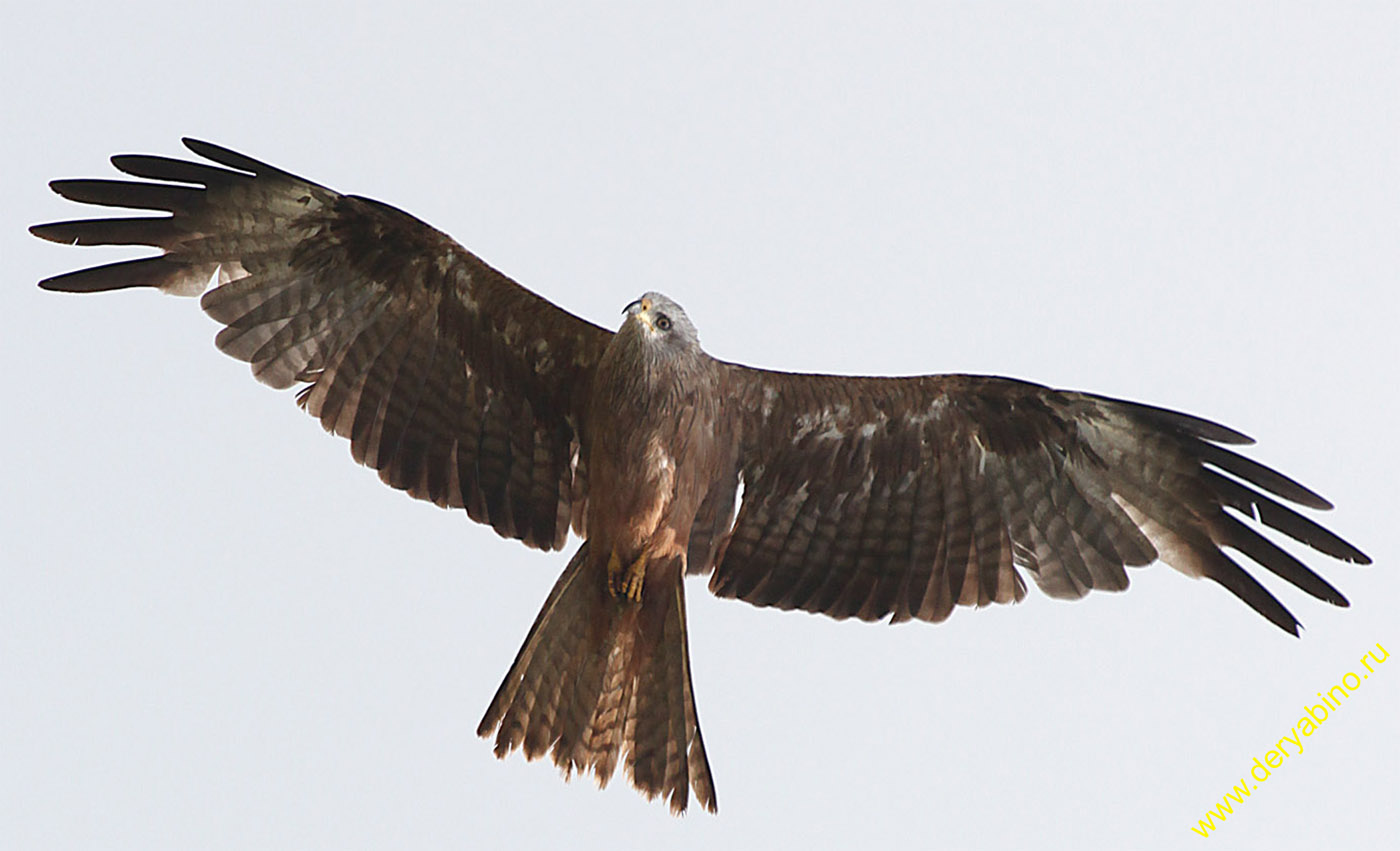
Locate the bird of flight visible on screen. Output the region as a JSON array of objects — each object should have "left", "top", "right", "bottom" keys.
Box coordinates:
[{"left": 33, "top": 140, "right": 1369, "bottom": 815}]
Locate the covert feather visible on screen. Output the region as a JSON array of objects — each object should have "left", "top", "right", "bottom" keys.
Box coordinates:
[{"left": 33, "top": 140, "right": 1370, "bottom": 814}]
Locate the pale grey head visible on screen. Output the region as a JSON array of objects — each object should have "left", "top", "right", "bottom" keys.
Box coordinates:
[{"left": 621, "top": 291, "right": 701, "bottom": 353}]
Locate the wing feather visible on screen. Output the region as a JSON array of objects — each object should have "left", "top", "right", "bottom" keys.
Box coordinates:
[
  {"left": 838, "top": 427, "right": 897, "bottom": 619},
  {"left": 891, "top": 431, "right": 944, "bottom": 623},
  {"left": 937, "top": 453, "right": 971, "bottom": 612},
  {"left": 34, "top": 140, "right": 613, "bottom": 550},
  {"left": 710, "top": 368, "right": 1368, "bottom": 634}
]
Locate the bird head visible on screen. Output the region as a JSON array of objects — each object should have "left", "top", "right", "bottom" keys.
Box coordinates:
[{"left": 622, "top": 291, "right": 699, "bottom": 348}]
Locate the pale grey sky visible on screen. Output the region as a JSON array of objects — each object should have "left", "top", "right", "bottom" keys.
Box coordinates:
[{"left": 3, "top": 3, "right": 1397, "bottom": 849}]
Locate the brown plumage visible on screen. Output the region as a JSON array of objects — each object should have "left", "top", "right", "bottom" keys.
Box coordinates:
[{"left": 32, "top": 140, "right": 1371, "bottom": 814}]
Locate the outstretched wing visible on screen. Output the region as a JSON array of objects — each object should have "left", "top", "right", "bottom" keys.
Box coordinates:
[
  {"left": 33, "top": 139, "right": 612, "bottom": 550},
  {"left": 708, "top": 368, "right": 1369, "bottom": 634}
]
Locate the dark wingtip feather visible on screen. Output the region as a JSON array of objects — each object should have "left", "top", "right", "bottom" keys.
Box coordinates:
[
  {"left": 36, "top": 260, "right": 155, "bottom": 293},
  {"left": 31, "top": 216, "right": 174, "bottom": 248},
  {"left": 1091, "top": 393, "right": 1256, "bottom": 445},
  {"left": 37, "top": 274, "right": 93, "bottom": 293},
  {"left": 1218, "top": 513, "right": 1352, "bottom": 606},
  {"left": 35, "top": 255, "right": 210, "bottom": 295},
  {"left": 46, "top": 178, "right": 195, "bottom": 212},
  {"left": 1209, "top": 472, "right": 1371, "bottom": 565},
  {"left": 1201, "top": 444, "right": 1333, "bottom": 510},
  {"left": 1152, "top": 408, "right": 1254, "bottom": 445},
  {"left": 182, "top": 138, "right": 275, "bottom": 175},
  {"left": 1203, "top": 551, "right": 1302, "bottom": 635},
  {"left": 111, "top": 152, "right": 243, "bottom": 187}
]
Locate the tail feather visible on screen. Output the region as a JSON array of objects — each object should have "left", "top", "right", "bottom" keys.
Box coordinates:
[
  {"left": 481, "top": 548, "right": 595, "bottom": 758},
  {"left": 676, "top": 592, "right": 716, "bottom": 808},
  {"left": 478, "top": 544, "right": 718, "bottom": 813}
]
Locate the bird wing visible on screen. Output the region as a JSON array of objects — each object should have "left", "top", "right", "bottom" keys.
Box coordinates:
[
  {"left": 707, "top": 367, "right": 1369, "bottom": 633},
  {"left": 33, "top": 139, "right": 612, "bottom": 550}
]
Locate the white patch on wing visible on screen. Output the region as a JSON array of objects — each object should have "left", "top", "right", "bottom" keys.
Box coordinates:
[
  {"left": 1112, "top": 494, "right": 1189, "bottom": 576},
  {"left": 761, "top": 385, "right": 778, "bottom": 418},
  {"left": 185, "top": 261, "right": 242, "bottom": 297},
  {"left": 853, "top": 467, "right": 876, "bottom": 501},
  {"left": 792, "top": 403, "right": 853, "bottom": 442},
  {"left": 453, "top": 270, "right": 479, "bottom": 312},
  {"left": 769, "top": 480, "right": 812, "bottom": 530},
  {"left": 532, "top": 338, "right": 554, "bottom": 374},
  {"left": 895, "top": 470, "right": 917, "bottom": 494},
  {"left": 971, "top": 433, "right": 989, "bottom": 476},
  {"left": 904, "top": 397, "right": 950, "bottom": 428}
]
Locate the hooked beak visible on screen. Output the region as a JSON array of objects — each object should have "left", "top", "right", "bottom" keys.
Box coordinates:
[{"left": 623, "top": 296, "right": 655, "bottom": 331}]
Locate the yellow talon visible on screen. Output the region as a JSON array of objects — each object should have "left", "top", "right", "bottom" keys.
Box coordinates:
[{"left": 607, "top": 548, "right": 647, "bottom": 602}]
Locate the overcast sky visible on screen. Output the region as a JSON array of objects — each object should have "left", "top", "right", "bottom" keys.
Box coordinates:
[{"left": 3, "top": 3, "right": 1397, "bottom": 849}]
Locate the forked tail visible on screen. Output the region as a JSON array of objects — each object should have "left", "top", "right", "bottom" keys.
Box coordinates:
[{"left": 477, "top": 544, "right": 717, "bottom": 813}]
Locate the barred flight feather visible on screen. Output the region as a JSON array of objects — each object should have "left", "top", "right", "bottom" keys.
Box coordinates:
[{"left": 36, "top": 140, "right": 1369, "bottom": 816}]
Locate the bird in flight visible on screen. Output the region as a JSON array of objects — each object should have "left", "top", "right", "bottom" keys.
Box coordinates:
[{"left": 33, "top": 139, "right": 1370, "bottom": 814}]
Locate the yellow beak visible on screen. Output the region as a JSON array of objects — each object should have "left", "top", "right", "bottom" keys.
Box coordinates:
[{"left": 624, "top": 296, "right": 655, "bottom": 331}]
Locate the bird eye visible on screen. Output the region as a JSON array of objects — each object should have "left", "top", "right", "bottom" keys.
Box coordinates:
[{"left": 655, "top": 314, "right": 672, "bottom": 331}]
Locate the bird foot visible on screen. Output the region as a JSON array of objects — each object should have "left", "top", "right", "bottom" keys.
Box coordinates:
[{"left": 606, "top": 548, "right": 647, "bottom": 602}]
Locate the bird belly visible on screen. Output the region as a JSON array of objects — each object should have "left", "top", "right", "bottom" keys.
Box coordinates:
[{"left": 586, "top": 435, "right": 694, "bottom": 601}]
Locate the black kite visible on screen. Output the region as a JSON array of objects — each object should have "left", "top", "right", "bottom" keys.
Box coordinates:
[{"left": 32, "top": 140, "right": 1370, "bottom": 814}]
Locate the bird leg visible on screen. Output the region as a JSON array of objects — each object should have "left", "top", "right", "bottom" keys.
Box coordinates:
[{"left": 606, "top": 546, "right": 648, "bottom": 603}]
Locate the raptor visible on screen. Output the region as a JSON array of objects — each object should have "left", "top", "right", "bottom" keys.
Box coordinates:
[{"left": 33, "top": 140, "right": 1370, "bottom": 813}]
